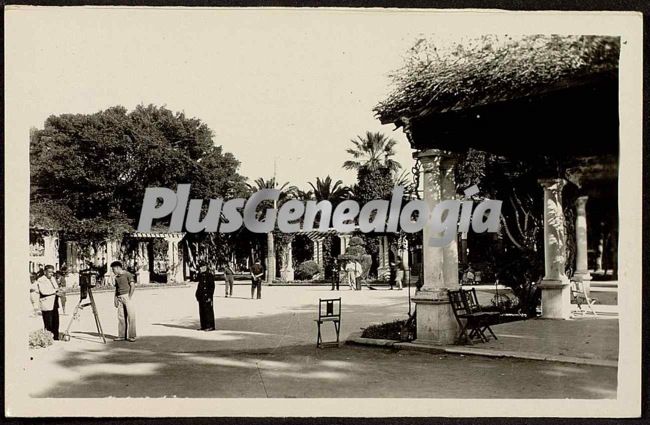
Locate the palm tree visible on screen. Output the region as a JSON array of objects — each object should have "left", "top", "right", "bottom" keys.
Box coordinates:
[
  {"left": 392, "top": 169, "right": 411, "bottom": 188},
  {"left": 246, "top": 177, "right": 297, "bottom": 197},
  {"left": 246, "top": 177, "right": 297, "bottom": 283},
  {"left": 291, "top": 187, "right": 314, "bottom": 201},
  {"left": 343, "top": 131, "right": 401, "bottom": 173},
  {"left": 308, "top": 176, "right": 351, "bottom": 204}
]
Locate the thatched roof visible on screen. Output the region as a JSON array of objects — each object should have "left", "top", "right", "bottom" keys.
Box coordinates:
[{"left": 375, "top": 35, "right": 620, "bottom": 127}]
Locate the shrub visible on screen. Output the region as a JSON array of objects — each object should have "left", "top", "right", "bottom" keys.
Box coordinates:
[
  {"left": 348, "top": 236, "right": 365, "bottom": 247},
  {"left": 29, "top": 329, "right": 54, "bottom": 349},
  {"left": 295, "top": 260, "right": 322, "bottom": 280},
  {"left": 361, "top": 319, "right": 414, "bottom": 341}
]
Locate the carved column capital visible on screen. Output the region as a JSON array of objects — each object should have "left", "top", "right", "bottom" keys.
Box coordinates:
[{"left": 538, "top": 178, "right": 566, "bottom": 192}]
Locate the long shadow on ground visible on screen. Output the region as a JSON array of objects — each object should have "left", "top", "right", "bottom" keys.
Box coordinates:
[{"left": 33, "top": 301, "right": 617, "bottom": 399}]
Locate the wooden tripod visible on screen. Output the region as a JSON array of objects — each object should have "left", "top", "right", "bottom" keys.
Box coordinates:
[{"left": 61, "top": 285, "right": 106, "bottom": 344}]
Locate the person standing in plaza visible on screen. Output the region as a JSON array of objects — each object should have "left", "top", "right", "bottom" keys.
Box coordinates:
[
  {"left": 330, "top": 259, "right": 339, "bottom": 291},
  {"left": 195, "top": 262, "right": 215, "bottom": 331},
  {"left": 250, "top": 259, "right": 265, "bottom": 299},
  {"left": 345, "top": 260, "right": 360, "bottom": 290},
  {"left": 388, "top": 261, "right": 397, "bottom": 290},
  {"left": 395, "top": 258, "right": 405, "bottom": 290},
  {"left": 111, "top": 261, "right": 137, "bottom": 342},
  {"left": 32, "top": 265, "right": 61, "bottom": 340},
  {"left": 224, "top": 261, "right": 235, "bottom": 297}
]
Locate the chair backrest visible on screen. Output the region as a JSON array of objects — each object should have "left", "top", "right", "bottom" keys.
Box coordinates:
[
  {"left": 448, "top": 290, "right": 469, "bottom": 317},
  {"left": 571, "top": 279, "right": 588, "bottom": 297},
  {"left": 463, "top": 288, "right": 483, "bottom": 313},
  {"left": 449, "top": 288, "right": 483, "bottom": 316},
  {"left": 318, "top": 298, "right": 341, "bottom": 320}
]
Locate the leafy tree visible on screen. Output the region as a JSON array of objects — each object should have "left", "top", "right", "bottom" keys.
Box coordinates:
[
  {"left": 352, "top": 165, "right": 395, "bottom": 205},
  {"left": 30, "top": 104, "right": 248, "bottom": 245}
]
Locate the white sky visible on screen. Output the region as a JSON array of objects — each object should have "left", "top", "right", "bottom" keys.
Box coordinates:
[{"left": 5, "top": 7, "right": 432, "bottom": 189}]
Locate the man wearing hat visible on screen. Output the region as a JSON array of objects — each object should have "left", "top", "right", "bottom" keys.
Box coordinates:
[
  {"left": 32, "top": 265, "right": 62, "bottom": 340},
  {"left": 195, "top": 262, "right": 215, "bottom": 331}
]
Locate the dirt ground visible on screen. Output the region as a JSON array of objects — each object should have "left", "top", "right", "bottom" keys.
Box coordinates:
[{"left": 26, "top": 285, "right": 617, "bottom": 398}]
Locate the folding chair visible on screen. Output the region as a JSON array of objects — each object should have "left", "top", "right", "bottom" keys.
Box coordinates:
[
  {"left": 571, "top": 279, "right": 598, "bottom": 316},
  {"left": 315, "top": 298, "right": 341, "bottom": 348},
  {"left": 448, "top": 289, "right": 500, "bottom": 344},
  {"left": 463, "top": 287, "right": 499, "bottom": 341}
]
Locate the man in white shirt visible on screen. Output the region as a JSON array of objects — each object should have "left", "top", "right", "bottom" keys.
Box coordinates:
[{"left": 32, "top": 265, "right": 61, "bottom": 340}]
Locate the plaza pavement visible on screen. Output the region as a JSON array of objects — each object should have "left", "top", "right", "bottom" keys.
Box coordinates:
[{"left": 26, "top": 284, "right": 617, "bottom": 398}]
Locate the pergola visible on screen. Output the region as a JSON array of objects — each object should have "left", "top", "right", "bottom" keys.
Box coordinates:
[
  {"left": 375, "top": 35, "right": 620, "bottom": 344},
  {"left": 273, "top": 227, "right": 409, "bottom": 282}
]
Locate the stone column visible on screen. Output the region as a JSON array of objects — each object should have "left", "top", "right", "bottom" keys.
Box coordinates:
[
  {"left": 573, "top": 196, "right": 592, "bottom": 295},
  {"left": 340, "top": 235, "right": 350, "bottom": 253},
  {"left": 399, "top": 235, "right": 410, "bottom": 284},
  {"left": 280, "top": 242, "right": 294, "bottom": 281},
  {"left": 43, "top": 233, "right": 59, "bottom": 269},
  {"left": 538, "top": 179, "right": 571, "bottom": 319},
  {"left": 165, "top": 235, "right": 184, "bottom": 284},
  {"left": 312, "top": 239, "right": 324, "bottom": 266},
  {"left": 339, "top": 235, "right": 347, "bottom": 254},
  {"left": 65, "top": 241, "right": 81, "bottom": 288},
  {"left": 377, "top": 236, "right": 390, "bottom": 280},
  {"left": 412, "top": 149, "right": 460, "bottom": 345},
  {"left": 595, "top": 232, "right": 605, "bottom": 273},
  {"left": 399, "top": 236, "right": 410, "bottom": 269},
  {"left": 136, "top": 241, "right": 151, "bottom": 286},
  {"left": 459, "top": 232, "right": 469, "bottom": 265},
  {"left": 440, "top": 155, "right": 459, "bottom": 288},
  {"left": 104, "top": 239, "right": 120, "bottom": 286},
  {"left": 266, "top": 232, "right": 275, "bottom": 283}
]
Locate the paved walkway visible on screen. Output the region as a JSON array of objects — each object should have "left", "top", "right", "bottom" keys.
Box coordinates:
[{"left": 26, "top": 285, "right": 617, "bottom": 398}]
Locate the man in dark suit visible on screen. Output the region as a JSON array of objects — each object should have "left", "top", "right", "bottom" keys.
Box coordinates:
[
  {"left": 195, "top": 262, "right": 215, "bottom": 331},
  {"left": 249, "top": 259, "right": 265, "bottom": 300}
]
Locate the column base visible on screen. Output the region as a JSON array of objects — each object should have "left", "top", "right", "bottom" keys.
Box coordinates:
[
  {"left": 137, "top": 270, "right": 150, "bottom": 286},
  {"left": 412, "top": 289, "right": 459, "bottom": 345},
  {"left": 280, "top": 269, "right": 294, "bottom": 282},
  {"left": 539, "top": 278, "right": 571, "bottom": 319},
  {"left": 377, "top": 267, "right": 390, "bottom": 281},
  {"left": 166, "top": 272, "right": 183, "bottom": 284},
  {"left": 573, "top": 271, "right": 592, "bottom": 296}
]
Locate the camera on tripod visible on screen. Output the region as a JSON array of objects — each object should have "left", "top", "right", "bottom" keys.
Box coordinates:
[
  {"left": 79, "top": 270, "right": 98, "bottom": 301},
  {"left": 61, "top": 269, "right": 106, "bottom": 343}
]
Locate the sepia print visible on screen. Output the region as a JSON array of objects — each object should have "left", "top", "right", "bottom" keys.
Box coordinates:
[{"left": 4, "top": 7, "right": 643, "bottom": 418}]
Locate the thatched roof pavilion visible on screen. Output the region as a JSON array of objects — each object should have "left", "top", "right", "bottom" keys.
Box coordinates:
[
  {"left": 375, "top": 35, "right": 620, "bottom": 160},
  {"left": 374, "top": 35, "right": 620, "bottom": 327}
]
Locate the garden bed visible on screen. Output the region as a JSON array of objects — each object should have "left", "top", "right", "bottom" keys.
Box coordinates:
[
  {"left": 360, "top": 313, "right": 528, "bottom": 342},
  {"left": 361, "top": 319, "right": 412, "bottom": 341}
]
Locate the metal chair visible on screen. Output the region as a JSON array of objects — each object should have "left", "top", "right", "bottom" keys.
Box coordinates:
[
  {"left": 315, "top": 298, "right": 341, "bottom": 348},
  {"left": 571, "top": 279, "right": 598, "bottom": 316}
]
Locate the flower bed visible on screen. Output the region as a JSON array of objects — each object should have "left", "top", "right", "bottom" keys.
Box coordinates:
[{"left": 361, "top": 319, "right": 412, "bottom": 341}]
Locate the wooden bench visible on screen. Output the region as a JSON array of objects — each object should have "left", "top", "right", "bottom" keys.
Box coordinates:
[
  {"left": 448, "top": 288, "right": 500, "bottom": 344},
  {"left": 315, "top": 298, "right": 341, "bottom": 348}
]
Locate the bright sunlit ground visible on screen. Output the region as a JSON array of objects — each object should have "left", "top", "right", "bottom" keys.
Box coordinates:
[{"left": 25, "top": 285, "right": 617, "bottom": 398}]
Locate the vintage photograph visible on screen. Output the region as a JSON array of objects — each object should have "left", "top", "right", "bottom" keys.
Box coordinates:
[{"left": 4, "top": 7, "right": 643, "bottom": 418}]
